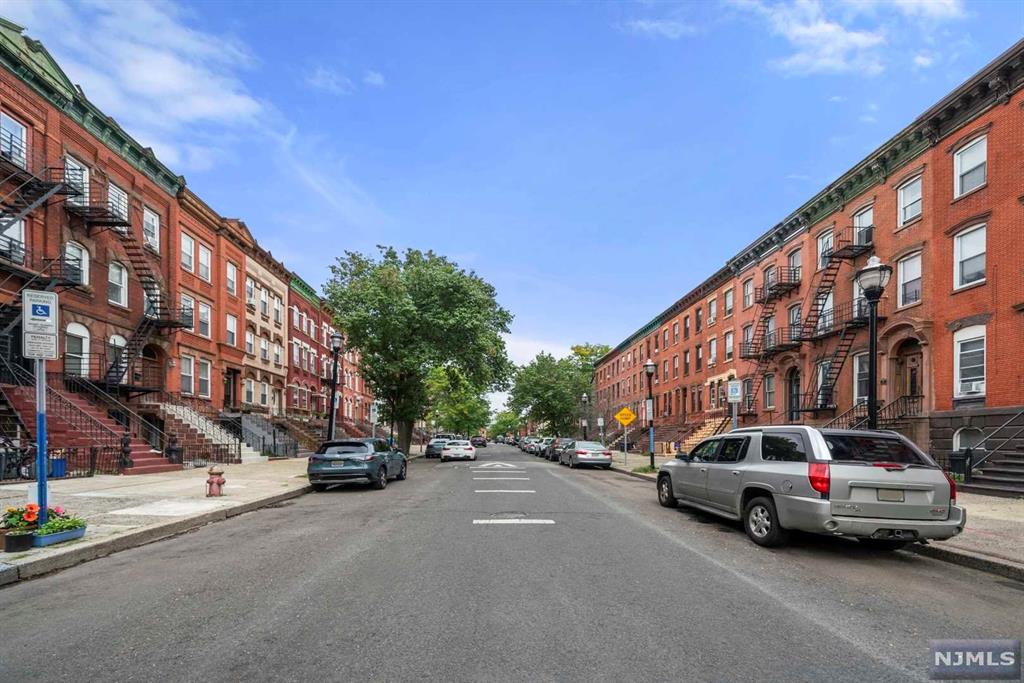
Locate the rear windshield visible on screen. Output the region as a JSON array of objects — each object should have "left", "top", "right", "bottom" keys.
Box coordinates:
[
  {"left": 429, "top": 439, "right": 448, "bottom": 446},
  {"left": 319, "top": 442, "right": 371, "bottom": 454},
  {"left": 448, "top": 440, "right": 470, "bottom": 446},
  {"left": 576, "top": 442, "right": 605, "bottom": 450},
  {"left": 823, "top": 434, "right": 933, "bottom": 466}
]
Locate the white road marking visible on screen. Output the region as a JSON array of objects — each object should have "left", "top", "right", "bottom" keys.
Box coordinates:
[
  {"left": 472, "top": 477, "right": 530, "bottom": 480},
  {"left": 472, "top": 519, "right": 554, "bottom": 525},
  {"left": 474, "top": 489, "right": 535, "bottom": 493},
  {"left": 473, "top": 462, "right": 519, "bottom": 468}
]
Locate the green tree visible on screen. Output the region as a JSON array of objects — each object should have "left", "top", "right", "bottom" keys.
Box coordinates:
[
  {"left": 323, "top": 247, "right": 512, "bottom": 454},
  {"left": 507, "top": 343, "right": 610, "bottom": 435},
  {"left": 489, "top": 410, "right": 522, "bottom": 438},
  {"left": 425, "top": 367, "right": 492, "bottom": 436}
]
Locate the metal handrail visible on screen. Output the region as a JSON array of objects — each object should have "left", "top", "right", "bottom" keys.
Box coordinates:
[
  {"left": 966, "top": 406, "right": 1024, "bottom": 472},
  {"left": 58, "top": 372, "right": 170, "bottom": 449}
]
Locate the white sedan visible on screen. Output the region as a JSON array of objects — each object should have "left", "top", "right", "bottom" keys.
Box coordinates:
[{"left": 441, "top": 440, "right": 477, "bottom": 462}]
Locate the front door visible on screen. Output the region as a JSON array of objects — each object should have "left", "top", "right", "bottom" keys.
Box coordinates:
[
  {"left": 223, "top": 370, "right": 238, "bottom": 409},
  {"left": 787, "top": 370, "right": 801, "bottom": 422}
]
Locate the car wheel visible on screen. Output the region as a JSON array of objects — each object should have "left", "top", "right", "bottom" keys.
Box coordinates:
[
  {"left": 743, "top": 496, "right": 789, "bottom": 547},
  {"left": 373, "top": 467, "right": 388, "bottom": 490},
  {"left": 396, "top": 461, "right": 407, "bottom": 481},
  {"left": 858, "top": 539, "right": 908, "bottom": 551},
  {"left": 441, "top": 457, "right": 447, "bottom": 463},
  {"left": 657, "top": 475, "right": 676, "bottom": 508},
  {"left": 472, "top": 455, "right": 477, "bottom": 461},
  {"left": 568, "top": 458, "right": 575, "bottom": 469},
  {"left": 311, "top": 483, "right": 328, "bottom": 492}
]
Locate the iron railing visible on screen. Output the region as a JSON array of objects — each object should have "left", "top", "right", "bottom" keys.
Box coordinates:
[
  {"left": 62, "top": 352, "right": 165, "bottom": 390},
  {"left": 0, "top": 445, "right": 121, "bottom": 482},
  {"left": 962, "top": 406, "right": 1024, "bottom": 479},
  {"left": 754, "top": 266, "right": 802, "bottom": 303}
]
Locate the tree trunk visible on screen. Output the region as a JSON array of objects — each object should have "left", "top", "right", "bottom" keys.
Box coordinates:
[{"left": 397, "top": 420, "right": 415, "bottom": 457}]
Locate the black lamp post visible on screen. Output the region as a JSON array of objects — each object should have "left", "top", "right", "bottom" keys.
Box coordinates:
[
  {"left": 581, "top": 392, "right": 589, "bottom": 440},
  {"left": 326, "top": 332, "right": 344, "bottom": 441},
  {"left": 644, "top": 358, "right": 656, "bottom": 469},
  {"left": 854, "top": 255, "right": 892, "bottom": 430}
]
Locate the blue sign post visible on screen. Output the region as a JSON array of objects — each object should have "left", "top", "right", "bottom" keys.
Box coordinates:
[
  {"left": 35, "top": 359, "right": 48, "bottom": 525},
  {"left": 23, "top": 289, "right": 59, "bottom": 525}
]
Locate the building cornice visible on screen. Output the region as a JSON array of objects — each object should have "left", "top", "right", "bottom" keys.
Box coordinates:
[{"left": 289, "top": 274, "right": 321, "bottom": 307}]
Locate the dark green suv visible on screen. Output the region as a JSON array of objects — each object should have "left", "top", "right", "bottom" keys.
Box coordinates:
[{"left": 308, "top": 438, "right": 407, "bottom": 491}]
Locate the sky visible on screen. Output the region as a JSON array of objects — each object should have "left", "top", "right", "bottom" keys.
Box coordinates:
[{"left": 5, "top": 0, "right": 1023, "bottom": 410}]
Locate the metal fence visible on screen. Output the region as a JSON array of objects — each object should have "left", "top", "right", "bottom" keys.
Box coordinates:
[{"left": 0, "top": 445, "right": 120, "bottom": 482}]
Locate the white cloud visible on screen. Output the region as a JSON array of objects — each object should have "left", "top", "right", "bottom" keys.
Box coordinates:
[
  {"left": 503, "top": 334, "right": 572, "bottom": 366},
  {"left": 785, "top": 173, "right": 812, "bottom": 181},
  {"left": 305, "top": 65, "right": 354, "bottom": 95},
  {"left": 623, "top": 18, "right": 698, "bottom": 40},
  {"left": 913, "top": 52, "right": 935, "bottom": 68},
  {"left": 827, "top": 94, "right": 847, "bottom": 102},
  {"left": 890, "top": 0, "right": 965, "bottom": 20},
  {"left": 363, "top": 70, "right": 386, "bottom": 87},
  {"left": 859, "top": 114, "right": 878, "bottom": 124}
]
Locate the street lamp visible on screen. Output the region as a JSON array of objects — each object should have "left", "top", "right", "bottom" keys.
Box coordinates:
[
  {"left": 644, "top": 358, "right": 656, "bottom": 469},
  {"left": 854, "top": 255, "right": 892, "bottom": 430},
  {"left": 581, "top": 392, "right": 589, "bottom": 440},
  {"left": 326, "top": 332, "right": 344, "bottom": 441}
]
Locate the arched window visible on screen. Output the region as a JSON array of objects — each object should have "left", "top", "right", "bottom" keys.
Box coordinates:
[
  {"left": 107, "top": 261, "right": 128, "bottom": 306},
  {"left": 65, "top": 322, "right": 91, "bottom": 376},
  {"left": 64, "top": 242, "right": 90, "bottom": 285},
  {"left": 953, "top": 427, "right": 985, "bottom": 453},
  {"left": 108, "top": 334, "right": 127, "bottom": 365}
]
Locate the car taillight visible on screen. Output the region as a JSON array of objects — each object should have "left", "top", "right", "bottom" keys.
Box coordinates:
[
  {"left": 602, "top": 451, "right": 611, "bottom": 456},
  {"left": 808, "top": 462, "right": 830, "bottom": 496},
  {"left": 443, "top": 447, "right": 450, "bottom": 451},
  {"left": 576, "top": 450, "right": 587, "bottom": 455},
  {"left": 943, "top": 470, "right": 957, "bottom": 504}
]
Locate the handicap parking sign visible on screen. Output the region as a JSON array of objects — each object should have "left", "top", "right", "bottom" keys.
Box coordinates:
[{"left": 31, "top": 304, "right": 50, "bottom": 317}]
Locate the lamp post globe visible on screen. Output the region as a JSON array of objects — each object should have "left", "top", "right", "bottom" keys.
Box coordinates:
[{"left": 854, "top": 255, "right": 892, "bottom": 430}]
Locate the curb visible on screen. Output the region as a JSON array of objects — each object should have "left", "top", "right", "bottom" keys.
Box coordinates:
[
  {"left": 603, "top": 465, "right": 1024, "bottom": 583},
  {"left": 0, "top": 483, "right": 312, "bottom": 587}
]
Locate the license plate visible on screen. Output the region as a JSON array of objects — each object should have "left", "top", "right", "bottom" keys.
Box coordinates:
[
  {"left": 332, "top": 460, "right": 349, "bottom": 467},
  {"left": 877, "top": 488, "right": 905, "bottom": 502},
  {"left": 871, "top": 529, "right": 918, "bottom": 540}
]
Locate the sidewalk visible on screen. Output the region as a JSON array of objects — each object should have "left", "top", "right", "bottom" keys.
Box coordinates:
[
  {"left": 0, "top": 458, "right": 311, "bottom": 586},
  {"left": 606, "top": 454, "right": 1024, "bottom": 581}
]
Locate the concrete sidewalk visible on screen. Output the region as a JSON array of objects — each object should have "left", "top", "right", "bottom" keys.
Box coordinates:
[
  {"left": 607, "top": 453, "right": 1024, "bottom": 581},
  {"left": 0, "top": 458, "right": 311, "bottom": 585}
]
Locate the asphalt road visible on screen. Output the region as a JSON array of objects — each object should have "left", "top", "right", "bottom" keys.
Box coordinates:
[{"left": 1, "top": 445, "right": 1021, "bottom": 682}]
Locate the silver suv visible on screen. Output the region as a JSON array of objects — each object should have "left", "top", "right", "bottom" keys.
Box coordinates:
[{"left": 657, "top": 425, "right": 966, "bottom": 549}]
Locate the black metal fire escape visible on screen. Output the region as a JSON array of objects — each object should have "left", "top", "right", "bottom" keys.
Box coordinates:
[{"left": 739, "top": 265, "right": 801, "bottom": 416}]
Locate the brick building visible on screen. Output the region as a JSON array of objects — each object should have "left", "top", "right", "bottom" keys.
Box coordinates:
[
  {"left": 0, "top": 19, "right": 373, "bottom": 473},
  {"left": 594, "top": 39, "right": 1024, "bottom": 495}
]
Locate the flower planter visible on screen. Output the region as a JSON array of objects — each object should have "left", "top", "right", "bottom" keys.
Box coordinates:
[
  {"left": 4, "top": 532, "right": 35, "bottom": 552},
  {"left": 32, "top": 526, "right": 86, "bottom": 547}
]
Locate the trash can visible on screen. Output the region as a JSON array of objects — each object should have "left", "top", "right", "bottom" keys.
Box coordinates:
[
  {"left": 50, "top": 457, "right": 68, "bottom": 478},
  {"left": 947, "top": 449, "right": 970, "bottom": 478}
]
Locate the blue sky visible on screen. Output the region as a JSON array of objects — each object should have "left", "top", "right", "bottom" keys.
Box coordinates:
[{"left": 6, "top": 0, "right": 1023, "bottom": 373}]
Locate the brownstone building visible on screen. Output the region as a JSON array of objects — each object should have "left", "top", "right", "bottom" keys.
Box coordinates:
[{"left": 594, "top": 39, "right": 1024, "bottom": 496}]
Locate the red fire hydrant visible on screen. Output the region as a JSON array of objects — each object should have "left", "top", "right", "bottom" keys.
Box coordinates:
[{"left": 206, "top": 465, "right": 226, "bottom": 497}]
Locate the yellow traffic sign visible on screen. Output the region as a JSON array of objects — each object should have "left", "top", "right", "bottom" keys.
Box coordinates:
[{"left": 614, "top": 407, "right": 636, "bottom": 427}]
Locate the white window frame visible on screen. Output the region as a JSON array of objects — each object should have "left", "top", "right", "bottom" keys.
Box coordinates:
[
  {"left": 954, "top": 135, "right": 986, "bottom": 198},
  {"left": 143, "top": 207, "right": 160, "bottom": 251},
  {"left": 742, "top": 279, "right": 753, "bottom": 308},
  {"left": 245, "top": 330, "right": 255, "bottom": 355},
  {"left": 260, "top": 337, "right": 270, "bottom": 361},
  {"left": 64, "top": 155, "right": 89, "bottom": 205},
  {"left": 897, "top": 252, "right": 922, "bottom": 307},
  {"left": 724, "top": 331, "right": 733, "bottom": 361},
  {"left": 853, "top": 205, "right": 873, "bottom": 246},
  {"left": 226, "top": 262, "right": 237, "bottom": 295},
  {"left": 180, "top": 233, "right": 195, "bottom": 272},
  {"left": 180, "top": 293, "right": 195, "bottom": 332},
  {"left": 763, "top": 374, "right": 775, "bottom": 409},
  {"left": 723, "top": 289, "right": 733, "bottom": 316},
  {"left": 274, "top": 343, "right": 282, "bottom": 365},
  {"left": 64, "top": 242, "right": 89, "bottom": 285},
  {"left": 1, "top": 113, "right": 28, "bottom": 168},
  {"left": 107, "top": 261, "right": 128, "bottom": 307},
  {"left": 260, "top": 288, "right": 269, "bottom": 316},
  {"left": 708, "top": 299, "right": 717, "bottom": 324},
  {"left": 816, "top": 230, "right": 833, "bottom": 269},
  {"left": 197, "top": 359, "right": 211, "bottom": 398},
  {"left": 274, "top": 296, "right": 282, "bottom": 324},
  {"left": 708, "top": 337, "right": 717, "bottom": 366},
  {"left": 244, "top": 378, "right": 254, "bottom": 404},
  {"left": 198, "top": 302, "right": 211, "bottom": 338},
  {"left": 180, "top": 355, "right": 195, "bottom": 395},
  {"left": 198, "top": 244, "right": 212, "bottom": 282},
  {"left": 246, "top": 277, "right": 255, "bottom": 304},
  {"left": 108, "top": 182, "right": 129, "bottom": 224},
  {"left": 953, "top": 224, "right": 986, "bottom": 290},
  {"left": 226, "top": 314, "right": 237, "bottom": 346},
  {"left": 953, "top": 325, "right": 986, "bottom": 398},
  {"left": 853, "top": 353, "right": 869, "bottom": 404},
  {"left": 898, "top": 176, "right": 922, "bottom": 226}
]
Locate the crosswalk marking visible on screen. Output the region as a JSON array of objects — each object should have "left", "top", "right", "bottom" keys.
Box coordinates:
[
  {"left": 474, "top": 489, "right": 535, "bottom": 493},
  {"left": 472, "top": 477, "right": 529, "bottom": 480},
  {"left": 472, "top": 519, "right": 554, "bottom": 525}
]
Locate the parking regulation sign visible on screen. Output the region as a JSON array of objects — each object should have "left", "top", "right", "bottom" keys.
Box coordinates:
[
  {"left": 727, "top": 380, "right": 742, "bottom": 404},
  {"left": 22, "top": 290, "right": 58, "bottom": 360}
]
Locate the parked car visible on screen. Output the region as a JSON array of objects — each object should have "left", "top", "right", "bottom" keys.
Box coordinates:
[
  {"left": 425, "top": 438, "right": 448, "bottom": 459},
  {"left": 657, "top": 426, "right": 965, "bottom": 549},
  {"left": 470, "top": 436, "right": 487, "bottom": 447},
  {"left": 308, "top": 438, "right": 407, "bottom": 491},
  {"left": 522, "top": 437, "right": 539, "bottom": 453},
  {"left": 495, "top": 435, "right": 505, "bottom": 444},
  {"left": 545, "top": 437, "right": 572, "bottom": 461},
  {"left": 535, "top": 437, "right": 554, "bottom": 456},
  {"left": 441, "top": 439, "right": 477, "bottom": 462},
  {"left": 560, "top": 441, "right": 612, "bottom": 469}
]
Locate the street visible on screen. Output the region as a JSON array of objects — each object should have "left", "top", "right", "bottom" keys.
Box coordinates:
[{"left": 1, "top": 445, "right": 1021, "bottom": 682}]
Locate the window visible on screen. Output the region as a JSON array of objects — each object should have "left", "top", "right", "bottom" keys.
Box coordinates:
[
  {"left": 260, "top": 288, "right": 269, "bottom": 316},
  {"left": 64, "top": 155, "right": 89, "bottom": 204},
  {"left": 180, "top": 294, "right": 195, "bottom": 331},
  {"left": 672, "top": 322, "right": 679, "bottom": 344},
  {"left": 742, "top": 324, "right": 753, "bottom": 344},
  {"left": 708, "top": 338, "right": 717, "bottom": 366},
  {"left": 226, "top": 314, "right": 237, "bottom": 346},
  {"left": 816, "top": 291, "right": 834, "bottom": 333},
  {"left": 662, "top": 359, "right": 668, "bottom": 382},
  {"left": 898, "top": 176, "right": 922, "bottom": 226},
  {"left": 140, "top": 207, "right": 160, "bottom": 251},
  {"left": 226, "top": 262, "right": 237, "bottom": 295},
  {"left": 64, "top": 323, "right": 90, "bottom": 376},
  {"left": 742, "top": 279, "right": 753, "bottom": 308},
  {"left": 245, "top": 330, "right": 255, "bottom": 355},
  {"left": 954, "top": 224, "right": 985, "bottom": 289},
  {"left": 662, "top": 329, "right": 669, "bottom": 348},
  {"left": 853, "top": 353, "right": 869, "bottom": 404},
  {"left": 198, "top": 244, "right": 212, "bottom": 281},
  {"left": 853, "top": 206, "right": 873, "bottom": 246},
  {"left": 718, "top": 437, "right": 748, "bottom": 463},
  {"left": 244, "top": 378, "right": 254, "bottom": 404},
  {"left": 953, "top": 427, "right": 985, "bottom": 453},
  {"left": 274, "top": 296, "right": 282, "bottom": 324},
  {"left": 708, "top": 299, "right": 717, "bottom": 324},
  {"left": 683, "top": 315, "right": 690, "bottom": 339},
  {"left": 816, "top": 360, "right": 832, "bottom": 407},
  {"left": 246, "top": 277, "right": 255, "bottom": 303},
  {"left": 108, "top": 182, "right": 128, "bottom": 223},
  {"left": 788, "top": 304, "right": 801, "bottom": 329},
  {"left": 273, "top": 343, "right": 282, "bottom": 365},
  {"left": 954, "top": 136, "right": 986, "bottom": 197},
  {"left": 954, "top": 325, "right": 985, "bottom": 397},
  {"left": 198, "top": 302, "right": 211, "bottom": 337},
  {"left": 197, "top": 359, "right": 211, "bottom": 398},
  {"left": 64, "top": 242, "right": 89, "bottom": 285},
  {"left": 180, "top": 234, "right": 195, "bottom": 272},
  {"left": 817, "top": 230, "right": 833, "bottom": 269},
  {"left": 107, "top": 262, "right": 127, "bottom": 306},
  {"left": 724, "top": 331, "right": 734, "bottom": 361},
  {"left": 898, "top": 252, "right": 922, "bottom": 306},
  {"left": 689, "top": 439, "right": 718, "bottom": 462},
  {"left": 742, "top": 378, "right": 753, "bottom": 410},
  {"left": 292, "top": 340, "right": 300, "bottom": 362},
  {"left": 762, "top": 433, "right": 807, "bottom": 462},
  {"left": 723, "top": 290, "right": 733, "bottom": 317},
  {"left": 260, "top": 382, "right": 268, "bottom": 406},
  {"left": 180, "top": 355, "right": 194, "bottom": 395},
  {"left": 695, "top": 308, "right": 702, "bottom": 332},
  {"left": 787, "top": 249, "right": 801, "bottom": 276},
  {"left": 763, "top": 374, "right": 775, "bottom": 409},
  {"left": 260, "top": 337, "right": 270, "bottom": 361},
  {"left": 683, "top": 350, "right": 690, "bottom": 375},
  {"left": 695, "top": 345, "right": 703, "bottom": 371},
  {"left": 672, "top": 355, "right": 679, "bottom": 378},
  {"left": 1, "top": 113, "right": 28, "bottom": 168}
]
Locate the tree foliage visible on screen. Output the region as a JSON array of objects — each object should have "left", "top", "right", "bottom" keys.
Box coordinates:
[
  {"left": 489, "top": 410, "right": 522, "bottom": 438},
  {"left": 323, "top": 246, "right": 512, "bottom": 453},
  {"left": 507, "top": 343, "right": 610, "bottom": 435},
  {"left": 425, "top": 367, "right": 491, "bottom": 436}
]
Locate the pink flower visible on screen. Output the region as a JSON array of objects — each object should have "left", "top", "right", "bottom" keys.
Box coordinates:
[{"left": 53, "top": 507, "right": 65, "bottom": 516}]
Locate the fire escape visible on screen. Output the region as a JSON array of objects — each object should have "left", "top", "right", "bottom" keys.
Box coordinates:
[
  {"left": 793, "top": 226, "right": 875, "bottom": 414},
  {"left": 738, "top": 265, "right": 801, "bottom": 416},
  {"left": 62, "top": 166, "right": 187, "bottom": 390}
]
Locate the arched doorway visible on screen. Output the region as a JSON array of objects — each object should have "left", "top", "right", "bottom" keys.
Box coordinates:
[
  {"left": 787, "top": 368, "right": 801, "bottom": 423},
  {"left": 891, "top": 338, "right": 924, "bottom": 399},
  {"left": 140, "top": 344, "right": 164, "bottom": 389}
]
